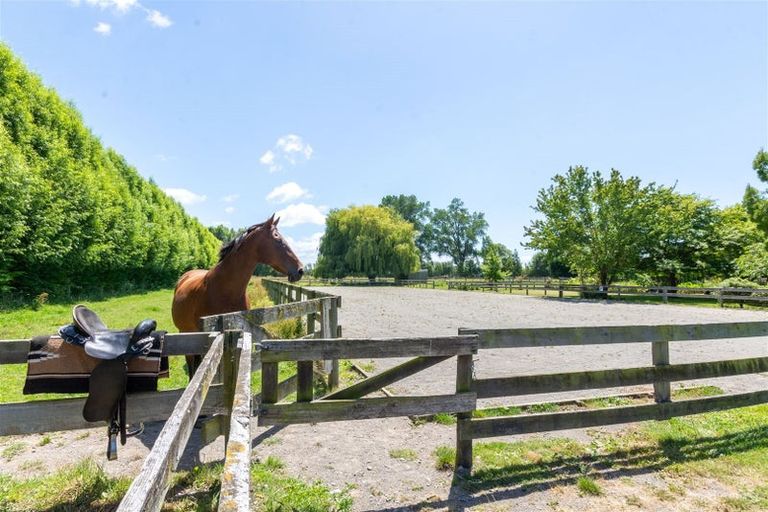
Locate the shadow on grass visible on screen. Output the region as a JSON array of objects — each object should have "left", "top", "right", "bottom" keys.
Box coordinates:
[{"left": 369, "top": 424, "right": 768, "bottom": 512}]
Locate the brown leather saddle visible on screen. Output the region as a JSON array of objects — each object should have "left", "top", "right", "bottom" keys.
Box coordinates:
[{"left": 59, "top": 305, "right": 159, "bottom": 460}]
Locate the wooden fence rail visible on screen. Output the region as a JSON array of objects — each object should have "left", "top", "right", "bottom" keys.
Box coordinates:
[{"left": 454, "top": 321, "right": 768, "bottom": 472}]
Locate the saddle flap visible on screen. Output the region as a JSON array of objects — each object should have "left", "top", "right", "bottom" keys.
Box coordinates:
[
  {"left": 83, "top": 359, "right": 127, "bottom": 422},
  {"left": 84, "top": 330, "right": 133, "bottom": 360},
  {"left": 73, "top": 305, "right": 108, "bottom": 337}
]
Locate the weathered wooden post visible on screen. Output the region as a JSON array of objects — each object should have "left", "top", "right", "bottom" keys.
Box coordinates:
[
  {"left": 220, "top": 330, "right": 239, "bottom": 444},
  {"left": 718, "top": 288, "right": 724, "bottom": 308},
  {"left": 662, "top": 287, "right": 669, "bottom": 304},
  {"left": 219, "top": 330, "right": 252, "bottom": 512},
  {"left": 328, "top": 297, "right": 340, "bottom": 390},
  {"left": 652, "top": 330, "right": 671, "bottom": 403},
  {"left": 455, "top": 354, "right": 474, "bottom": 472}
]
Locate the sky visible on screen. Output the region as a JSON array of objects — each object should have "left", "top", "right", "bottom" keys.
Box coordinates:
[{"left": 1, "top": 0, "right": 766, "bottom": 265}]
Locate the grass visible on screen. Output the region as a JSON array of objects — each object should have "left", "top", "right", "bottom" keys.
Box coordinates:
[
  {"left": 442, "top": 404, "right": 768, "bottom": 508},
  {"left": 576, "top": 476, "right": 603, "bottom": 496},
  {"left": 389, "top": 448, "right": 418, "bottom": 461},
  {"left": 251, "top": 456, "right": 353, "bottom": 512},
  {"left": 0, "top": 277, "right": 289, "bottom": 404},
  {"left": 434, "top": 445, "right": 456, "bottom": 470},
  {"left": 0, "top": 457, "right": 354, "bottom": 512},
  {"left": 1, "top": 442, "right": 25, "bottom": 461}
]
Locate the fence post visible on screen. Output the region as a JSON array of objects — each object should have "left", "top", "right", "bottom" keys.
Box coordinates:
[
  {"left": 455, "top": 354, "right": 474, "bottom": 472},
  {"left": 662, "top": 287, "right": 669, "bottom": 304},
  {"left": 652, "top": 335, "right": 671, "bottom": 403},
  {"left": 718, "top": 289, "right": 724, "bottom": 308},
  {"left": 328, "top": 297, "right": 340, "bottom": 391},
  {"left": 221, "top": 330, "right": 239, "bottom": 445}
]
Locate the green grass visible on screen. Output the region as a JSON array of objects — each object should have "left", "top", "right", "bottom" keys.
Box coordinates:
[
  {"left": 0, "top": 278, "right": 290, "bottom": 404},
  {"left": 454, "top": 404, "right": 768, "bottom": 506},
  {"left": 472, "top": 405, "right": 523, "bottom": 418},
  {"left": 582, "top": 396, "right": 635, "bottom": 408},
  {"left": 0, "top": 457, "right": 354, "bottom": 512},
  {"left": 434, "top": 445, "right": 456, "bottom": 470},
  {"left": 673, "top": 385, "right": 724, "bottom": 399},
  {"left": 0, "top": 459, "right": 132, "bottom": 511},
  {"left": 1, "top": 442, "right": 25, "bottom": 461},
  {"left": 576, "top": 476, "right": 602, "bottom": 496},
  {"left": 389, "top": 448, "right": 418, "bottom": 461},
  {"left": 251, "top": 457, "right": 353, "bottom": 512}
]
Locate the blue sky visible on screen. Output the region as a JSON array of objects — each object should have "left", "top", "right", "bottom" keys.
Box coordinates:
[{"left": 1, "top": 1, "right": 766, "bottom": 264}]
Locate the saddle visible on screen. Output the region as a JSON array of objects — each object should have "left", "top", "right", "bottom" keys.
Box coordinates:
[{"left": 59, "top": 305, "right": 159, "bottom": 460}]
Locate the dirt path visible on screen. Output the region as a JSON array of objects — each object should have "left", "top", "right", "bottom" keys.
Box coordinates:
[{"left": 3, "top": 288, "right": 768, "bottom": 511}]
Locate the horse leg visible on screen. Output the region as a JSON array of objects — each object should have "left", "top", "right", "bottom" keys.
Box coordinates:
[{"left": 185, "top": 354, "right": 202, "bottom": 378}]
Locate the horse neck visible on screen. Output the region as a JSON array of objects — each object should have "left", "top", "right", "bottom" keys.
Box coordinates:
[{"left": 208, "top": 233, "right": 266, "bottom": 300}]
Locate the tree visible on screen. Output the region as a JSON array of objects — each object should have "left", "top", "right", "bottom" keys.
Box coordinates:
[
  {"left": 743, "top": 149, "right": 768, "bottom": 234},
  {"left": 482, "top": 237, "right": 522, "bottom": 277},
  {"left": 524, "top": 166, "right": 656, "bottom": 286},
  {"left": 428, "top": 198, "right": 488, "bottom": 276},
  {"left": 481, "top": 244, "right": 507, "bottom": 282},
  {"left": 314, "top": 205, "right": 420, "bottom": 279},
  {"left": 208, "top": 224, "right": 242, "bottom": 243},
  {"left": 380, "top": 194, "right": 432, "bottom": 264},
  {"left": 639, "top": 189, "right": 721, "bottom": 286},
  {"left": 0, "top": 44, "right": 219, "bottom": 295},
  {"left": 524, "top": 251, "right": 572, "bottom": 278}
]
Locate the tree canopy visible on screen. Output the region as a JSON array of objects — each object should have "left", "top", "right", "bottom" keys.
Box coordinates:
[
  {"left": 0, "top": 44, "right": 219, "bottom": 295},
  {"left": 524, "top": 167, "right": 657, "bottom": 286},
  {"left": 428, "top": 198, "right": 488, "bottom": 276},
  {"left": 314, "top": 205, "right": 420, "bottom": 279},
  {"left": 380, "top": 194, "right": 432, "bottom": 265}
]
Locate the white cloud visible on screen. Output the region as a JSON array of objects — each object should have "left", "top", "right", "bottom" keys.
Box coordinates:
[
  {"left": 222, "top": 194, "right": 239, "bottom": 203},
  {"left": 274, "top": 203, "right": 327, "bottom": 227},
  {"left": 225, "top": 206, "right": 235, "bottom": 214},
  {"left": 147, "top": 9, "right": 172, "bottom": 28},
  {"left": 94, "top": 22, "right": 111, "bottom": 35},
  {"left": 259, "top": 134, "right": 313, "bottom": 173},
  {"left": 164, "top": 188, "right": 207, "bottom": 206},
  {"left": 285, "top": 232, "right": 324, "bottom": 263},
  {"left": 259, "top": 150, "right": 276, "bottom": 170},
  {"left": 77, "top": 0, "right": 172, "bottom": 30},
  {"left": 266, "top": 182, "right": 311, "bottom": 204},
  {"left": 85, "top": 0, "right": 137, "bottom": 12}
]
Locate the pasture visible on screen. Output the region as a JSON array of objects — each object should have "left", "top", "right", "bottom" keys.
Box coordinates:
[{"left": 3, "top": 284, "right": 768, "bottom": 510}]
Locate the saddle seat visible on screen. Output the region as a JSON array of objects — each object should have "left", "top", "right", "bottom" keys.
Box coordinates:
[{"left": 59, "top": 305, "right": 158, "bottom": 460}]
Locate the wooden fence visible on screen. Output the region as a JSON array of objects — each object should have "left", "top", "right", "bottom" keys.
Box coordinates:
[
  {"left": 0, "top": 278, "right": 343, "bottom": 512},
  {"left": 446, "top": 280, "right": 768, "bottom": 307},
  {"left": 5, "top": 277, "right": 768, "bottom": 507},
  {"left": 454, "top": 321, "right": 768, "bottom": 471}
]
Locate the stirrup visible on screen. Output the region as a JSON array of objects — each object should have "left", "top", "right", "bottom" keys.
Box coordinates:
[{"left": 107, "top": 421, "right": 119, "bottom": 461}]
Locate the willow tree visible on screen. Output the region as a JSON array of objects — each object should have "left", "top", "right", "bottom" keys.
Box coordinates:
[{"left": 315, "top": 205, "right": 420, "bottom": 279}]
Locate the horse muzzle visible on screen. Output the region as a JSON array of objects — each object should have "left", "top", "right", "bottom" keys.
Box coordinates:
[{"left": 288, "top": 268, "right": 304, "bottom": 283}]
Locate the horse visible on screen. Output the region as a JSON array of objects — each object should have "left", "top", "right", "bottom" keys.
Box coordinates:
[{"left": 172, "top": 214, "right": 303, "bottom": 375}]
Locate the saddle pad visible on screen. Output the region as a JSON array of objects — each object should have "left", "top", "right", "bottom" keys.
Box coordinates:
[{"left": 23, "top": 334, "right": 168, "bottom": 395}]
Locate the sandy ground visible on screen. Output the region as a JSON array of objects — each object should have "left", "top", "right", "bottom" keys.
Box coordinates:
[{"left": 3, "top": 287, "right": 768, "bottom": 511}]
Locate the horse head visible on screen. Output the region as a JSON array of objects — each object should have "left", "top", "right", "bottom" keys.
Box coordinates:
[{"left": 259, "top": 214, "right": 304, "bottom": 282}]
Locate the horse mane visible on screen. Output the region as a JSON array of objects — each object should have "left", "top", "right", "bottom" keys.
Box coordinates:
[{"left": 218, "top": 222, "right": 266, "bottom": 261}]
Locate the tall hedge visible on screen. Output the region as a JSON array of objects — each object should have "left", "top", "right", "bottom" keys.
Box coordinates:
[{"left": 0, "top": 44, "right": 219, "bottom": 296}]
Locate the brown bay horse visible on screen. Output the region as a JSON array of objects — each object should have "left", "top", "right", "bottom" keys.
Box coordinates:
[{"left": 172, "top": 214, "right": 303, "bottom": 375}]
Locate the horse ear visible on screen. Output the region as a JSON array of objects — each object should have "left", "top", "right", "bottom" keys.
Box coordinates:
[
  {"left": 267, "top": 213, "right": 275, "bottom": 225},
  {"left": 274, "top": 216, "right": 280, "bottom": 227}
]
